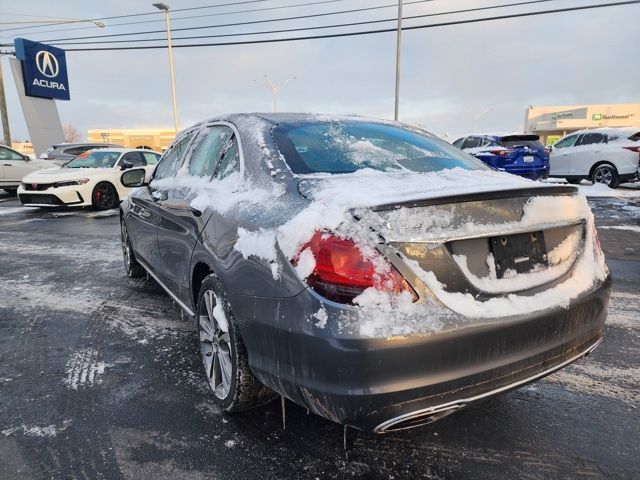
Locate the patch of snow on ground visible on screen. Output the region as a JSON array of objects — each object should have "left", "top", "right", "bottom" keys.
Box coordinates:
[
  {"left": 2, "top": 421, "right": 70, "bottom": 438},
  {"left": 599, "top": 225, "right": 640, "bottom": 233},
  {"left": 64, "top": 349, "right": 107, "bottom": 390}
]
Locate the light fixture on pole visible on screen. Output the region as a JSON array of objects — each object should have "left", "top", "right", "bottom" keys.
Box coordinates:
[
  {"left": 254, "top": 75, "right": 295, "bottom": 113},
  {"left": 394, "top": 0, "right": 403, "bottom": 121},
  {"left": 153, "top": 2, "right": 179, "bottom": 133}
]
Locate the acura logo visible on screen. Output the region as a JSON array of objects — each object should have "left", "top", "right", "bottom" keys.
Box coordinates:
[{"left": 35, "top": 50, "right": 59, "bottom": 78}]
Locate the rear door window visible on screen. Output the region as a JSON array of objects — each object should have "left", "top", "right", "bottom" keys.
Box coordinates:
[
  {"left": 576, "top": 133, "right": 606, "bottom": 146},
  {"left": 188, "top": 126, "right": 233, "bottom": 178},
  {"left": 628, "top": 131, "right": 640, "bottom": 142},
  {"left": 142, "top": 152, "right": 161, "bottom": 165}
]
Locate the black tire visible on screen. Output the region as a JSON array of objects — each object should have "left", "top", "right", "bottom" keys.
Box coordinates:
[
  {"left": 3, "top": 188, "right": 17, "bottom": 196},
  {"left": 566, "top": 178, "right": 582, "bottom": 185},
  {"left": 591, "top": 163, "right": 620, "bottom": 189},
  {"left": 120, "top": 218, "right": 145, "bottom": 277},
  {"left": 91, "top": 182, "right": 119, "bottom": 210},
  {"left": 197, "top": 274, "right": 276, "bottom": 412}
]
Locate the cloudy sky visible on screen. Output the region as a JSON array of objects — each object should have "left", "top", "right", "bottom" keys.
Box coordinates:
[{"left": 1, "top": 0, "right": 639, "bottom": 141}]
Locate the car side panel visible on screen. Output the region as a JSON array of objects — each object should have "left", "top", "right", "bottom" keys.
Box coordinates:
[{"left": 126, "top": 188, "right": 162, "bottom": 274}]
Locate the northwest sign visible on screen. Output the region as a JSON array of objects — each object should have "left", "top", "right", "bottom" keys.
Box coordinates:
[{"left": 14, "top": 38, "right": 70, "bottom": 101}]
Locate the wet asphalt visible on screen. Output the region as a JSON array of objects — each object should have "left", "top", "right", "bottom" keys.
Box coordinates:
[{"left": 0, "top": 189, "right": 638, "bottom": 480}]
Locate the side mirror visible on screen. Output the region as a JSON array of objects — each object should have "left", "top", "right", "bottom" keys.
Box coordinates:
[
  {"left": 121, "top": 167, "right": 148, "bottom": 187},
  {"left": 22, "top": 154, "right": 31, "bottom": 161},
  {"left": 120, "top": 160, "right": 134, "bottom": 171},
  {"left": 547, "top": 145, "right": 553, "bottom": 151}
]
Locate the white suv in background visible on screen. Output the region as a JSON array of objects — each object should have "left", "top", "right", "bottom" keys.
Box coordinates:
[{"left": 548, "top": 127, "right": 640, "bottom": 188}]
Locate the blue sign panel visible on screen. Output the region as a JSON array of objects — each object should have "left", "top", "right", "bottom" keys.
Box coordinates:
[{"left": 14, "top": 38, "right": 70, "bottom": 101}]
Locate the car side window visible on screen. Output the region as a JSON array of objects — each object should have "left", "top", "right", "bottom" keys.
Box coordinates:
[
  {"left": 214, "top": 135, "right": 240, "bottom": 180},
  {"left": 452, "top": 138, "right": 464, "bottom": 148},
  {"left": 576, "top": 133, "right": 605, "bottom": 146},
  {"left": 553, "top": 135, "right": 579, "bottom": 148},
  {"left": 188, "top": 126, "right": 233, "bottom": 178},
  {"left": 462, "top": 137, "right": 481, "bottom": 149},
  {"left": 154, "top": 131, "right": 197, "bottom": 181},
  {"left": 142, "top": 152, "right": 160, "bottom": 165},
  {"left": 63, "top": 146, "right": 87, "bottom": 156},
  {"left": 120, "top": 151, "right": 145, "bottom": 167},
  {"left": 0, "top": 146, "right": 25, "bottom": 160}
]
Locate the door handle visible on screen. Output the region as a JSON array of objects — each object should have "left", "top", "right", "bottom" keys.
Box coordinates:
[{"left": 189, "top": 206, "right": 202, "bottom": 217}]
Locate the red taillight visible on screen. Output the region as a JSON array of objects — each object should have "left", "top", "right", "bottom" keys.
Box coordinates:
[
  {"left": 622, "top": 146, "right": 640, "bottom": 153},
  {"left": 294, "top": 232, "right": 417, "bottom": 304},
  {"left": 488, "top": 149, "right": 511, "bottom": 157}
]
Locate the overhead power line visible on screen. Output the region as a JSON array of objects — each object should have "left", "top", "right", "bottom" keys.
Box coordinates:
[
  {"left": 42, "top": 0, "right": 560, "bottom": 46},
  {"left": 36, "top": 0, "right": 438, "bottom": 43},
  {"left": 0, "top": 0, "right": 273, "bottom": 33},
  {"left": 57, "top": 0, "right": 640, "bottom": 52},
  {"left": 0, "top": 0, "right": 362, "bottom": 37}
]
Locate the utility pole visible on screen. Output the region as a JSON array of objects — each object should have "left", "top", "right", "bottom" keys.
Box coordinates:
[
  {"left": 153, "top": 3, "right": 179, "bottom": 133},
  {"left": 394, "top": 0, "right": 403, "bottom": 121},
  {"left": 254, "top": 75, "right": 295, "bottom": 113},
  {"left": 0, "top": 54, "right": 11, "bottom": 145}
]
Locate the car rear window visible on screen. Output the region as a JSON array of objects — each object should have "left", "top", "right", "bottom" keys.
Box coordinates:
[
  {"left": 273, "top": 121, "right": 488, "bottom": 174},
  {"left": 499, "top": 136, "right": 544, "bottom": 148}
]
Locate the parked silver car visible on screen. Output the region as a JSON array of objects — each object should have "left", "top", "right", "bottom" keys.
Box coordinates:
[
  {"left": 120, "top": 114, "right": 611, "bottom": 433},
  {"left": 40, "top": 142, "right": 123, "bottom": 166}
]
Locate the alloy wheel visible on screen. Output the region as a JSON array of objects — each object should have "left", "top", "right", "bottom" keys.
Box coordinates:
[
  {"left": 593, "top": 165, "right": 614, "bottom": 186},
  {"left": 94, "top": 184, "right": 117, "bottom": 209},
  {"left": 199, "top": 290, "right": 233, "bottom": 400},
  {"left": 121, "top": 221, "right": 132, "bottom": 272}
]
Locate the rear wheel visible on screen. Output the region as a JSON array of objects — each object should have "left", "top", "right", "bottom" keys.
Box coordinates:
[
  {"left": 591, "top": 163, "right": 620, "bottom": 188},
  {"left": 197, "top": 274, "right": 275, "bottom": 412},
  {"left": 92, "top": 182, "right": 119, "bottom": 210},
  {"left": 120, "top": 219, "right": 145, "bottom": 277}
]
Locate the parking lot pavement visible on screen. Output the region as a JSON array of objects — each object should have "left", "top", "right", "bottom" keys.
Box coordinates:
[{"left": 0, "top": 191, "right": 638, "bottom": 480}]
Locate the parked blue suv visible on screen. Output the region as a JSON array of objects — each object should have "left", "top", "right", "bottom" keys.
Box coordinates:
[{"left": 452, "top": 134, "right": 550, "bottom": 180}]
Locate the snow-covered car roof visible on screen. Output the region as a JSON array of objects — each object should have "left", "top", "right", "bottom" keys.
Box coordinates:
[{"left": 565, "top": 127, "right": 640, "bottom": 136}]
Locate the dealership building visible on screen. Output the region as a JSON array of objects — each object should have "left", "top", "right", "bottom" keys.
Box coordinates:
[
  {"left": 524, "top": 103, "right": 640, "bottom": 144},
  {"left": 87, "top": 128, "right": 176, "bottom": 152}
]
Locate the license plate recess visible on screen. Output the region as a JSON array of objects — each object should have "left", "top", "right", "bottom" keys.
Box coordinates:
[{"left": 489, "top": 231, "right": 548, "bottom": 279}]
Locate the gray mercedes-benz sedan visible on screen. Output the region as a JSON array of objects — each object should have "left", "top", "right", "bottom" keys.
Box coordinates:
[{"left": 119, "top": 113, "right": 611, "bottom": 433}]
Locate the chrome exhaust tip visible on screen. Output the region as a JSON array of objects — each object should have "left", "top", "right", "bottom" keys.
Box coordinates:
[{"left": 375, "top": 404, "right": 462, "bottom": 434}]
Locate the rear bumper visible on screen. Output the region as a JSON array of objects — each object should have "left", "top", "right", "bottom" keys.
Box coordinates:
[{"left": 238, "top": 275, "right": 611, "bottom": 432}]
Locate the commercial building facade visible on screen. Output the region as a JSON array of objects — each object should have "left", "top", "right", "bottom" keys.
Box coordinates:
[
  {"left": 524, "top": 103, "right": 640, "bottom": 145},
  {"left": 87, "top": 128, "right": 176, "bottom": 152}
]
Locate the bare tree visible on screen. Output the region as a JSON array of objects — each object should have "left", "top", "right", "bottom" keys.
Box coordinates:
[{"left": 63, "top": 124, "right": 82, "bottom": 143}]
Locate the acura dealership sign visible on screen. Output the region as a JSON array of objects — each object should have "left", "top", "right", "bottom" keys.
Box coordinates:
[{"left": 14, "top": 38, "right": 70, "bottom": 100}]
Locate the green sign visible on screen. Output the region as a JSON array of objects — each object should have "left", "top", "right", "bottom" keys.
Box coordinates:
[{"left": 592, "top": 113, "right": 603, "bottom": 121}]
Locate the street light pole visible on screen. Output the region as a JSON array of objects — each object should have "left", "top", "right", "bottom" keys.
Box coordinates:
[
  {"left": 394, "top": 0, "right": 403, "bottom": 121},
  {"left": 153, "top": 3, "right": 179, "bottom": 133},
  {"left": 254, "top": 76, "right": 295, "bottom": 113},
  {"left": 0, "top": 54, "right": 12, "bottom": 145}
]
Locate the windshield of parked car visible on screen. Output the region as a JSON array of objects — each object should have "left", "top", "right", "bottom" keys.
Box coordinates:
[
  {"left": 64, "top": 150, "right": 121, "bottom": 168},
  {"left": 273, "top": 121, "right": 489, "bottom": 174}
]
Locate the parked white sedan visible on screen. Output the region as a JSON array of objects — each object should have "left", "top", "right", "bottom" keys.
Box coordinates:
[
  {"left": 0, "top": 144, "right": 55, "bottom": 194},
  {"left": 549, "top": 127, "right": 640, "bottom": 188},
  {"left": 18, "top": 148, "right": 160, "bottom": 209}
]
